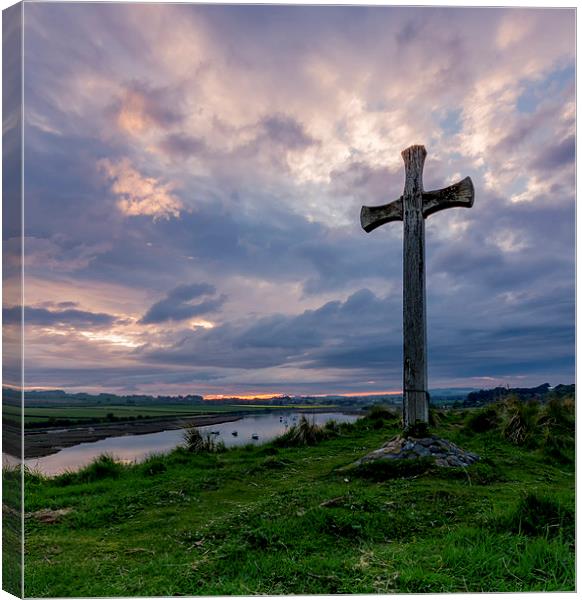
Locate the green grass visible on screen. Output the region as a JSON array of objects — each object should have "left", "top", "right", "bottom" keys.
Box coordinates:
[
  {"left": 5, "top": 403, "right": 295, "bottom": 426},
  {"left": 21, "top": 409, "right": 574, "bottom": 596}
]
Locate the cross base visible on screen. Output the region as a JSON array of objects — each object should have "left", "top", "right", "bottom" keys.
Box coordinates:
[{"left": 352, "top": 434, "right": 480, "bottom": 469}]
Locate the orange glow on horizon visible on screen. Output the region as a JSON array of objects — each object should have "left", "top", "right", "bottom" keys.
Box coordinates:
[
  {"left": 204, "top": 393, "right": 285, "bottom": 401},
  {"left": 203, "top": 390, "right": 402, "bottom": 400}
]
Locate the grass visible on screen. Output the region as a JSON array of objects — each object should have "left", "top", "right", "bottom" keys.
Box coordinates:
[
  {"left": 20, "top": 404, "right": 574, "bottom": 596},
  {"left": 464, "top": 394, "right": 575, "bottom": 463},
  {"left": 5, "top": 403, "right": 300, "bottom": 426}
]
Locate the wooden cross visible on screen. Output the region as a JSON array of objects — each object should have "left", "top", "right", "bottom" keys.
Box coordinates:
[{"left": 360, "top": 145, "right": 474, "bottom": 428}]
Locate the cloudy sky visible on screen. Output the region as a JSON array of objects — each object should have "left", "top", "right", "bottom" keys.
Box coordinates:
[{"left": 5, "top": 3, "right": 575, "bottom": 396}]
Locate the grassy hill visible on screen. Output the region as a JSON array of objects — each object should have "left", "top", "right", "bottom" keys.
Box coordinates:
[{"left": 16, "top": 398, "right": 575, "bottom": 596}]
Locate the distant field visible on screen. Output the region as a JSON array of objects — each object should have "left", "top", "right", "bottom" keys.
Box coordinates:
[{"left": 5, "top": 403, "right": 336, "bottom": 426}]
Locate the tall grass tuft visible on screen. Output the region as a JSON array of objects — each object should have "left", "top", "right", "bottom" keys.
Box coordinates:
[
  {"left": 274, "top": 416, "right": 335, "bottom": 447},
  {"left": 183, "top": 426, "right": 225, "bottom": 453},
  {"left": 463, "top": 394, "right": 575, "bottom": 464},
  {"left": 538, "top": 395, "right": 575, "bottom": 462},
  {"left": 500, "top": 396, "right": 540, "bottom": 447},
  {"left": 52, "top": 454, "right": 126, "bottom": 486}
]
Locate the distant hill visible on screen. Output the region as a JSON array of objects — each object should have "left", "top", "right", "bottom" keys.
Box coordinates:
[
  {"left": 4, "top": 384, "right": 569, "bottom": 410},
  {"left": 2, "top": 387, "right": 204, "bottom": 408},
  {"left": 463, "top": 383, "right": 575, "bottom": 407}
]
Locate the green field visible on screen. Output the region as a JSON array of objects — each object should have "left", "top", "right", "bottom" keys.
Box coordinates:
[
  {"left": 18, "top": 402, "right": 574, "bottom": 596},
  {"left": 4, "top": 403, "right": 333, "bottom": 426}
]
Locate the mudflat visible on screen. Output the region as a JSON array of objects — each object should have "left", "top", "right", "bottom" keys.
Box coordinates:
[{"left": 7, "top": 414, "right": 242, "bottom": 460}]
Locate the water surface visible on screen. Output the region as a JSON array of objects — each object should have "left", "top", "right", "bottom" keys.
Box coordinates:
[{"left": 22, "top": 411, "right": 359, "bottom": 476}]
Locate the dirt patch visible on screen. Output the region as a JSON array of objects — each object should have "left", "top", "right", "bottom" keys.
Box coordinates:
[{"left": 26, "top": 508, "right": 72, "bottom": 524}]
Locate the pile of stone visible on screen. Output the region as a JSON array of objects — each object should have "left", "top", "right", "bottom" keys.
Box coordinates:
[{"left": 355, "top": 435, "right": 479, "bottom": 468}]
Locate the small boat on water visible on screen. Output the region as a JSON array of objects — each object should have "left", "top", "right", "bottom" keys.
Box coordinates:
[
  {"left": 231, "top": 431, "right": 238, "bottom": 436},
  {"left": 210, "top": 430, "right": 220, "bottom": 435},
  {"left": 251, "top": 433, "right": 259, "bottom": 440}
]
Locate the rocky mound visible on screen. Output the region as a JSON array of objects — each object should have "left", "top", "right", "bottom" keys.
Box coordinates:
[{"left": 355, "top": 435, "right": 479, "bottom": 468}]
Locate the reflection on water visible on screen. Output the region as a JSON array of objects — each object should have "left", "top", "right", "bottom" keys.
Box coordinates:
[{"left": 22, "top": 412, "right": 359, "bottom": 476}]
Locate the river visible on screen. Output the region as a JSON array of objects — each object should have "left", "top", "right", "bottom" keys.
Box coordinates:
[{"left": 14, "top": 411, "right": 359, "bottom": 476}]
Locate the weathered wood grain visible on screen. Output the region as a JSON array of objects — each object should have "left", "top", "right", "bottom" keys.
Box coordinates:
[
  {"left": 422, "top": 176, "right": 474, "bottom": 218},
  {"left": 360, "top": 198, "right": 403, "bottom": 232},
  {"left": 360, "top": 145, "right": 475, "bottom": 429},
  {"left": 401, "top": 145, "right": 428, "bottom": 427}
]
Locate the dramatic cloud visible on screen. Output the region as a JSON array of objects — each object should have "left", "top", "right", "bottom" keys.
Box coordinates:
[
  {"left": 99, "top": 158, "right": 183, "bottom": 220},
  {"left": 140, "top": 283, "right": 226, "bottom": 324},
  {"left": 4, "top": 306, "right": 119, "bottom": 328},
  {"left": 13, "top": 4, "right": 574, "bottom": 395}
]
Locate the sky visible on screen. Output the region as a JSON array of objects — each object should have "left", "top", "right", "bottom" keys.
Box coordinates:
[{"left": 3, "top": 3, "right": 575, "bottom": 397}]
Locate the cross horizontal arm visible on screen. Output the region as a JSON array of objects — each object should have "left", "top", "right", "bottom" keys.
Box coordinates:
[
  {"left": 360, "top": 198, "right": 403, "bottom": 233},
  {"left": 422, "top": 176, "right": 474, "bottom": 218}
]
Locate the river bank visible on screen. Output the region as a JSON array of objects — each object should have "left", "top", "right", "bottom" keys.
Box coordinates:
[
  {"left": 9, "top": 408, "right": 363, "bottom": 460},
  {"left": 16, "top": 414, "right": 242, "bottom": 459}
]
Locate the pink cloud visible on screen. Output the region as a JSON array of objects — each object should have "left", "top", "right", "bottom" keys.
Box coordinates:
[{"left": 99, "top": 158, "right": 183, "bottom": 220}]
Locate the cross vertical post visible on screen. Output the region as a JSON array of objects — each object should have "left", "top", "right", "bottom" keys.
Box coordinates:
[
  {"left": 401, "top": 145, "right": 428, "bottom": 427},
  {"left": 360, "top": 145, "right": 474, "bottom": 430}
]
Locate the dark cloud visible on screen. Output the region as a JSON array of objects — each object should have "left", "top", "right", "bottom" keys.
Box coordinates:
[
  {"left": 396, "top": 20, "right": 422, "bottom": 45},
  {"left": 140, "top": 282, "right": 574, "bottom": 389},
  {"left": 143, "top": 289, "right": 400, "bottom": 370},
  {"left": 4, "top": 306, "right": 119, "bottom": 328},
  {"left": 531, "top": 135, "right": 575, "bottom": 173},
  {"left": 330, "top": 160, "right": 402, "bottom": 206},
  {"left": 232, "top": 114, "right": 318, "bottom": 164},
  {"left": 493, "top": 105, "right": 555, "bottom": 154},
  {"left": 140, "top": 283, "right": 226, "bottom": 324},
  {"left": 260, "top": 114, "right": 316, "bottom": 150},
  {"left": 158, "top": 133, "right": 206, "bottom": 159},
  {"left": 22, "top": 365, "right": 227, "bottom": 393}
]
